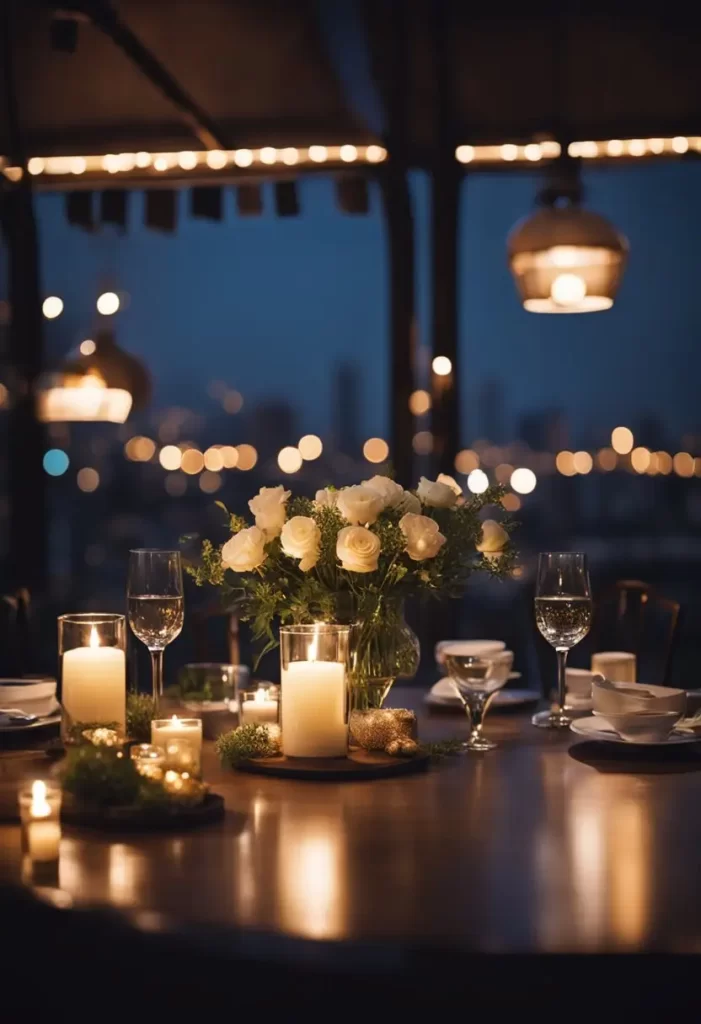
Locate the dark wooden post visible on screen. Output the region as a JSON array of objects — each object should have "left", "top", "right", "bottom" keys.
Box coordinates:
[
  {"left": 378, "top": 3, "right": 415, "bottom": 487},
  {"left": 1, "top": 5, "right": 47, "bottom": 593},
  {"left": 429, "top": 0, "right": 461, "bottom": 476}
]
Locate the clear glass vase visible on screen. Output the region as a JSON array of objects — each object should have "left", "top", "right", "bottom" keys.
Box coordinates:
[{"left": 351, "top": 597, "right": 420, "bottom": 710}]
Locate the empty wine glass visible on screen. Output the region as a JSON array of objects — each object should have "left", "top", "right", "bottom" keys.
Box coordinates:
[
  {"left": 127, "top": 550, "right": 184, "bottom": 701},
  {"left": 444, "top": 648, "right": 514, "bottom": 751},
  {"left": 532, "top": 551, "right": 592, "bottom": 729}
]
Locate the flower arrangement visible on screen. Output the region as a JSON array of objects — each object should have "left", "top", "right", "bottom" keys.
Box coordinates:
[{"left": 189, "top": 473, "right": 515, "bottom": 707}]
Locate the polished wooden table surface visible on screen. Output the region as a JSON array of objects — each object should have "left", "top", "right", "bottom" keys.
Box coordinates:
[{"left": 2, "top": 687, "right": 701, "bottom": 953}]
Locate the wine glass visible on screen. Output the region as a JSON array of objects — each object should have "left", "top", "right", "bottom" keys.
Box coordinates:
[
  {"left": 532, "top": 552, "right": 592, "bottom": 729},
  {"left": 127, "top": 550, "right": 184, "bottom": 701},
  {"left": 444, "top": 648, "right": 514, "bottom": 751}
]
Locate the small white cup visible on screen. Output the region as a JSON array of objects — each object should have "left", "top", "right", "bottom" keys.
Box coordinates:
[
  {"left": 566, "top": 668, "right": 595, "bottom": 699},
  {"left": 591, "top": 651, "right": 636, "bottom": 683}
]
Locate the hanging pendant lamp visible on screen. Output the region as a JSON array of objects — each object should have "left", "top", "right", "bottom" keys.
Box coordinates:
[
  {"left": 508, "top": 170, "right": 629, "bottom": 314},
  {"left": 37, "top": 328, "right": 151, "bottom": 423}
]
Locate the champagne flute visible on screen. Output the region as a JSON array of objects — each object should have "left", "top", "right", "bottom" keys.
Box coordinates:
[
  {"left": 532, "top": 552, "right": 592, "bottom": 729},
  {"left": 127, "top": 550, "right": 184, "bottom": 701},
  {"left": 444, "top": 649, "right": 514, "bottom": 751}
]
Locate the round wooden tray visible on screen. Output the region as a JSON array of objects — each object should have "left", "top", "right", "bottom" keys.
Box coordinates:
[
  {"left": 61, "top": 792, "right": 225, "bottom": 832},
  {"left": 236, "top": 747, "right": 430, "bottom": 780}
]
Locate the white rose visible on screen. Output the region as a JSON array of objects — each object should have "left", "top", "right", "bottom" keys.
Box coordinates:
[
  {"left": 395, "top": 490, "right": 421, "bottom": 514},
  {"left": 437, "top": 473, "right": 463, "bottom": 496},
  {"left": 363, "top": 475, "right": 421, "bottom": 514},
  {"left": 248, "top": 485, "right": 290, "bottom": 538},
  {"left": 280, "top": 516, "right": 321, "bottom": 572},
  {"left": 399, "top": 513, "right": 446, "bottom": 561},
  {"left": 314, "top": 488, "right": 338, "bottom": 508},
  {"left": 476, "top": 519, "right": 509, "bottom": 562},
  {"left": 417, "top": 476, "right": 458, "bottom": 508},
  {"left": 336, "top": 485, "right": 385, "bottom": 526},
  {"left": 337, "top": 526, "right": 381, "bottom": 573},
  {"left": 222, "top": 526, "right": 267, "bottom": 573}
]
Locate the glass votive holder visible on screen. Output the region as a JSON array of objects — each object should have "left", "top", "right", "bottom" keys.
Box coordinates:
[
  {"left": 58, "top": 613, "right": 126, "bottom": 740},
  {"left": 130, "top": 743, "right": 166, "bottom": 780},
  {"left": 239, "top": 684, "right": 280, "bottom": 726},
  {"left": 151, "top": 716, "right": 203, "bottom": 776},
  {"left": 178, "top": 663, "right": 250, "bottom": 705},
  {"left": 280, "top": 624, "right": 350, "bottom": 758},
  {"left": 18, "top": 780, "right": 62, "bottom": 884}
]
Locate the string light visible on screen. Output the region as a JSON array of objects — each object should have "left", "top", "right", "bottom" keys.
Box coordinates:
[
  {"left": 556, "top": 451, "right": 576, "bottom": 476},
  {"left": 611, "top": 426, "right": 634, "bottom": 455},
  {"left": 77, "top": 467, "right": 100, "bottom": 492},
  {"left": 631, "top": 447, "right": 651, "bottom": 473},
  {"left": 181, "top": 449, "right": 204, "bottom": 475},
  {"left": 412, "top": 431, "right": 433, "bottom": 455},
  {"left": 409, "top": 390, "right": 432, "bottom": 415},
  {"left": 454, "top": 449, "right": 479, "bottom": 473},
  {"left": 42, "top": 296, "right": 63, "bottom": 319},
  {"left": 80, "top": 339, "right": 96, "bottom": 355},
  {"left": 432, "top": 355, "right": 452, "bottom": 376},
  {"left": 199, "top": 470, "right": 222, "bottom": 493},
  {"left": 9, "top": 137, "right": 700, "bottom": 186},
  {"left": 363, "top": 438, "right": 389, "bottom": 463},
  {"left": 159, "top": 445, "right": 182, "bottom": 471},
  {"left": 573, "top": 451, "right": 593, "bottom": 474},
  {"left": 467, "top": 469, "right": 489, "bottom": 494},
  {"left": 236, "top": 444, "right": 258, "bottom": 470},
  {"left": 97, "top": 292, "right": 120, "bottom": 315},
  {"left": 278, "top": 446, "right": 303, "bottom": 473},
  {"left": 298, "top": 435, "right": 323, "bottom": 460},
  {"left": 510, "top": 467, "right": 537, "bottom": 493},
  {"left": 204, "top": 446, "right": 225, "bottom": 471}
]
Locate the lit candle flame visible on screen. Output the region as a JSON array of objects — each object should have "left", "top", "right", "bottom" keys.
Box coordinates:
[
  {"left": 308, "top": 628, "right": 319, "bottom": 662},
  {"left": 89, "top": 626, "right": 100, "bottom": 648},
  {"left": 170, "top": 714, "right": 181, "bottom": 725},
  {"left": 30, "top": 779, "right": 51, "bottom": 819}
]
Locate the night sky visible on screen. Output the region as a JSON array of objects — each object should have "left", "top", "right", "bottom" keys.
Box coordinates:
[{"left": 35, "top": 159, "right": 701, "bottom": 449}]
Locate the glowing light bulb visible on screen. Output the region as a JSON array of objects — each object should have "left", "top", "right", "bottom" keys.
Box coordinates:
[
  {"left": 550, "top": 273, "right": 586, "bottom": 306},
  {"left": 97, "top": 291, "right": 120, "bottom": 315},
  {"left": 432, "top": 355, "right": 452, "bottom": 376},
  {"left": 455, "top": 145, "right": 475, "bottom": 163},
  {"left": 467, "top": 469, "right": 489, "bottom": 494},
  {"left": 89, "top": 626, "right": 100, "bottom": 648},
  {"left": 42, "top": 296, "right": 64, "bottom": 319}
]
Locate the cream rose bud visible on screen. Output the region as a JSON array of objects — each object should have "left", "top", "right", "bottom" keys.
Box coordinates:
[
  {"left": 399, "top": 513, "right": 446, "bottom": 561},
  {"left": 363, "top": 475, "right": 421, "bottom": 514},
  {"left": 417, "top": 476, "right": 458, "bottom": 508},
  {"left": 280, "top": 516, "right": 321, "bottom": 572},
  {"left": 248, "top": 485, "right": 290, "bottom": 538},
  {"left": 437, "top": 473, "right": 463, "bottom": 497},
  {"left": 476, "top": 519, "right": 509, "bottom": 562},
  {"left": 222, "top": 526, "right": 267, "bottom": 573},
  {"left": 315, "top": 488, "right": 338, "bottom": 508},
  {"left": 336, "top": 485, "right": 386, "bottom": 526},
  {"left": 337, "top": 526, "right": 381, "bottom": 573}
]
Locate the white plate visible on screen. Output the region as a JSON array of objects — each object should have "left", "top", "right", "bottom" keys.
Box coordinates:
[
  {"left": 0, "top": 710, "right": 61, "bottom": 733},
  {"left": 570, "top": 715, "right": 700, "bottom": 746}
]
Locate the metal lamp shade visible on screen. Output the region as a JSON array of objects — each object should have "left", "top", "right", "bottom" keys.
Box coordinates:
[{"left": 507, "top": 206, "right": 628, "bottom": 313}]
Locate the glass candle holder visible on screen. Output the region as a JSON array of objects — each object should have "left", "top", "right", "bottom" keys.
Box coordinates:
[
  {"left": 130, "top": 743, "right": 166, "bottom": 780},
  {"left": 58, "top": 614, "right": 126, "bottom": 738},
  {"left": 151, "top": 716, "right": 203, "bottom": 776},
  {"left": 280, "top": 625, "right": 350, "bottom": 758},
  {"left": 239, "top": 684, "right": 280, "bottom": 726},
  {"left": 18, "top": 780, "right": 62, "bottom": 869}
]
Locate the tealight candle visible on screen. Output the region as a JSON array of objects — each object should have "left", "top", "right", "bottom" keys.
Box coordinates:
[
  {"left": 130, "top": 743, "right": 166, "bottom": 780},
  {"left": 151, "top": 717, "right": 202, "bottom": 776},
  {"left": 241, "top": 686, "right": 279, "bottom": 725},
  {"left": 18, "top": 780, "right": 62, "bottom": 863}
]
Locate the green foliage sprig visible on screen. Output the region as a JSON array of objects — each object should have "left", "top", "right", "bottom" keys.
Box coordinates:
[
  {"left": 62, "top": 745, "right": 142, "bottom": 808},
  {"left": 420, "top": 738, "right": 465, "bottom": 760},
  {"left": 216, "top": 724, "right": 280, "bottom": 768},
  {"left": 126, "top": 692, "right": 158, "bottom": 742}
]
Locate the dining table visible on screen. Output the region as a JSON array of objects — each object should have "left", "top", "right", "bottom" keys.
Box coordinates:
[{"left": 2, "top": 683, "right": 701, "bottom": 962}]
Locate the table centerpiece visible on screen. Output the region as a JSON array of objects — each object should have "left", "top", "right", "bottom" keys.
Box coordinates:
[{"left": 188, "top": 473, "right": 515, "bottom": 712}]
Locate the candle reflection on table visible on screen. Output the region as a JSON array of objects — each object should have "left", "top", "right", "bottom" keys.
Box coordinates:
[{"left": 278, "top": 806, "right": 348, "bottom": 940}]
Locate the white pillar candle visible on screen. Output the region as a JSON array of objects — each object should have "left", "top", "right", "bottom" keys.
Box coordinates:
[
  {"left": 591, "top": 651, "right": 636, "bottom": 683},
  {"left": 62, "top": 627, "right": 126, "bottom": 728},
  {"left": 281, "top": 661, "right": 347, "bottom": 758},
  {"left": 25, "top": 781, "right": 61, "bottom": 862},
  {"left": 242, "top": 687, "right": 278, "bottom": 725},
  {"left": 151, "top": 716, "right": 203, "bottom": 775}
]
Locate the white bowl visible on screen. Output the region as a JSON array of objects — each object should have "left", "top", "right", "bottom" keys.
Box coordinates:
[
  {"left": 566, "top": 668, "right": 595, "bottom": 698},
  {"left": 593, "top": 709, "right": 682, "bottom": 743},
  {"left": 592, "top": 678, "right": 686, "bottom": 717},
  {"left": 0, "top": 678, "right": 57, "bottom": 717},
  {"left": 435, "top": 639, "right": 506, "bottom": 669}
]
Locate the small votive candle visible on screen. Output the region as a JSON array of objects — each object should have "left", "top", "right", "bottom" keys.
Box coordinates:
[
  {"left": 19, "top": 780, "right": 62, "bottom": 863},
  {"left": 151, "top": 717, "right": 203, "bottom": 776},
  {"left": 240, "top": 686, "right": 279, "bottom": 726},
  {"left": 130, "top": 743, "right": 166, "bottom": 780}
]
